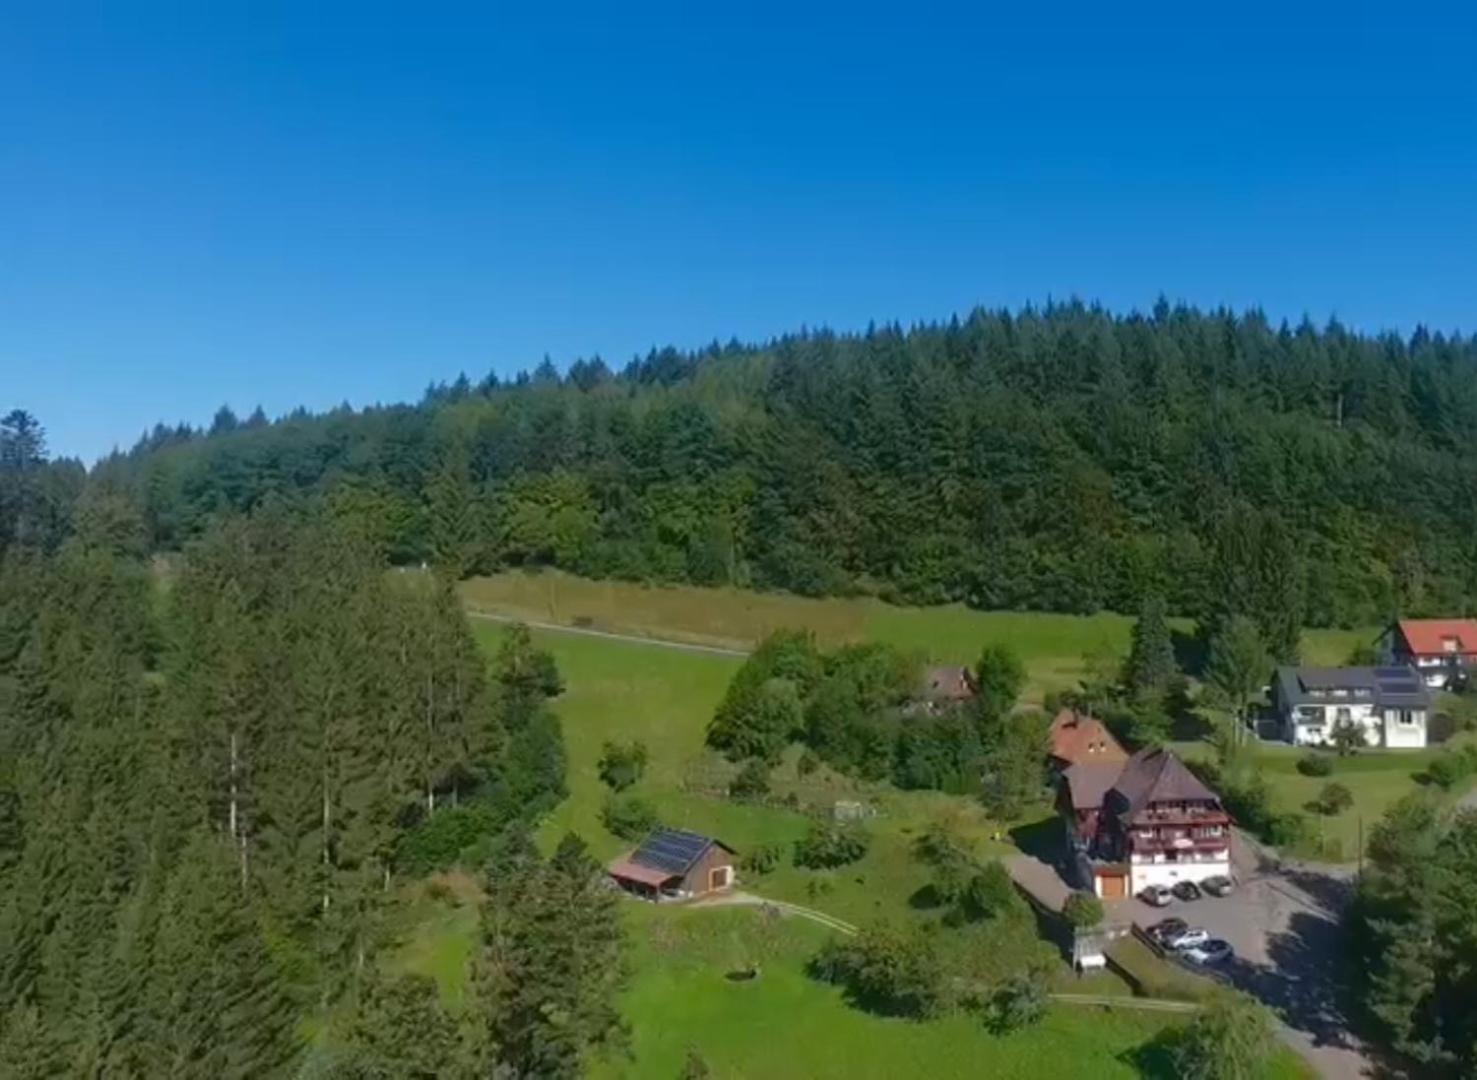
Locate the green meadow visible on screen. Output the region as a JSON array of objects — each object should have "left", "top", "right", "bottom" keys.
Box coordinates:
[{"left": 381, "top": 572, "right": 1426, "bottom": 1075}]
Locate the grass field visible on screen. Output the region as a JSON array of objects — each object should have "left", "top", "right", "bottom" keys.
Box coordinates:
[
  {"left": 471, "top": 623, "right": 1009, "bottom": 926},
  {"left": 588, "top": 904, "right": 1219, "bottom": 1080},
  {"left": 461, "top": 570, "right": 1374, "bottom": 703},
  {"left": 1174, "top": 736, "right": 1474, "bottom": 861},
  {"left": 388, "top": 608, "right": 1331, "bottom": 1077}
]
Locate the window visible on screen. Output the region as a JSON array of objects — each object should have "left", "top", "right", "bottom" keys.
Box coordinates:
[
  {"left": 1443, "top": 637, "right": 1459, "bottom": 654},
  {"left": 1335, "top": 707, "right": 1352, "bottom": 723}
]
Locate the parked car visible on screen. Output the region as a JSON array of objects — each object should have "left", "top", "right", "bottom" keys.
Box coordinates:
[
  {"left": 1201, "top": 875, "right": 1234, "bottom": 897},
  {"left": 1171, "top": 880, "right": 1202, "bottom": 902},
  {"left": 1148, "top": 917, "right": 1187, "bottom": 945},
  {"left": 1166, "top": 927, "right": 1211, "bottom": 951},
  {"left": 1182, "top": 938, "right": 1234, "bottom": 965},
  {"left": 1139, "top": 885, "right": 1173, "bottom": 907}
]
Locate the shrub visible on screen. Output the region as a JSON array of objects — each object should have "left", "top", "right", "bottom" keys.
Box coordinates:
[
  {"left": 1265, "top": 811, "right": 1307, "bottom": 848},
  {"left": 395, "top": 803, "right": 498, "bottom": 876},
  {"left": 810, "top": 923, "right": 942, "bottom": 1018},
  {"left": 794, "top": 821, "right": 870, "bottom": 869},
  {"left": 958, "top": 860, "right": 1024, "bottom": 922},
  {"left": 1314, "top": 781, "right": 1354, "bottom": 816},
  {"left": 797, "top": 748, "right": 820, "bottom": 776},
  {"left": 729, "top": 759, "right": 772, "bottom": 801},
  {"left": 1297, "top": 752, "right": 1334, "bottom": 777},
  {"left": 742, "top": 843, "right": 784, "bottom": 876},
  {"left": 1424, "top": 748, "right": 1477, "bottom": 790},
  {"left": 1062, "top": 891, "right": 1105, "bottom": 929},
  {"left": 600, "top": 794, "right": 658, "bottom": 840},
  {"left": 982, "top": 972, "right": 1050, "bottom": 1033},
  {"left": 597, "top": 739, "right": 649, "bottom": 791}
]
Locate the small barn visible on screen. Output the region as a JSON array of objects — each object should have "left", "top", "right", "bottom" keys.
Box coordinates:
[{"left": 607, "top": 827, "right": 737, "bottom": 901}]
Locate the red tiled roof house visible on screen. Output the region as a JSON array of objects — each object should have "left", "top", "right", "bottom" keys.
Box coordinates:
[
  {"left": 1048, "top": 709, "right": 1128, "bottom": 771},
  {"left": 1379, "top": 619, "right": 1477, "bottom": 689}
]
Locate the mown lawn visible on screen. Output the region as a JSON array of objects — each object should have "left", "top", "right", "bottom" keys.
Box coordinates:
[{"left": 590, "top": 904, "right": 1198, "bottom": 1080}]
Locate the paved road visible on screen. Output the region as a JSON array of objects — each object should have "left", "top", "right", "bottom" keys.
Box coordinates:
[{"left": 465, "top": 608, "right": 753, "bottom": 658}]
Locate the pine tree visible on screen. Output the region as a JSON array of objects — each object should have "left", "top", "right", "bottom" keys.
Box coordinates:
[
  {"left": 478, "top": 835, "right": 627, "bottom": 1079},
  {"left": 1123, "top": 593, "right": 1177, "bottom": 706},
  {"left": 427, "top": 440, "right": 479, "bottom": 578}
]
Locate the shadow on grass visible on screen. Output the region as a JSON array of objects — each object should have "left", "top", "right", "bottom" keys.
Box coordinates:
[
  {"left": 908, "top": 884, "right": 945, "bottom": 910},
  {"left": 1008, "top": 816, "right": 1066, "bottom": 863},
  {"left": 1120, "top": 1027, "right": 1186, "bottom": 1079}
]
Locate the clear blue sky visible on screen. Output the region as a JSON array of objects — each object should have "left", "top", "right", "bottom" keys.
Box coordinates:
[{"left": 3, "top": 2, "right": 1474, "bottom": 462}]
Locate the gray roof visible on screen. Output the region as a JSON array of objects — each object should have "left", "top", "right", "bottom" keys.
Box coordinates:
[
  {"left": 1274, "top": 665, "right": 1431, "bottom": 710},
  {"left": 1061, "top": 762, "right": 1122, "bottom": 810}
]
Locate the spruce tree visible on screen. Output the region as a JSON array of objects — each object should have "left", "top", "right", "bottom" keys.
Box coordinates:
[{"left": 1124, "top": 593, "right": 1177, "bottom": 706}]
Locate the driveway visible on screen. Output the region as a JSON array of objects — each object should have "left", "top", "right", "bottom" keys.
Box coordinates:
[{"left": 1128, "top": 831, "right": 1372, "bottom": 1078}]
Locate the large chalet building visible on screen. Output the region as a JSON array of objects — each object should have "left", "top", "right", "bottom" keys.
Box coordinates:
[
  {"left": 1378, "top": 618, "right": 1477, "bottom": 690},
  {"left": 1058, "top": 747, "right": 1231, "bottom": 900}
]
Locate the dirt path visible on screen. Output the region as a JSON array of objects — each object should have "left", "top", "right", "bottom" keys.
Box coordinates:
[
  {"left": 465, "top": 608, "right": 753, "bottom": 658},
  {"left": 690, "top": 889, "right": 859, "bottom": 935}
]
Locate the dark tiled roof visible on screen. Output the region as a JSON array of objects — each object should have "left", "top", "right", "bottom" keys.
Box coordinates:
[
  {"left": 1108, "top": 747, "right": 1219, "bottom": 815},
  {"left": 921, "top": 666, "right": 977, "bottom": 701},
  {"left": 1273, "top": 665, "right": 1432, "bottom": 710},
  {"left": 1061, "top": 762, "right": 1123, "bottom": 810}
]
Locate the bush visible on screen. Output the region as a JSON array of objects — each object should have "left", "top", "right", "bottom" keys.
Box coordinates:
[
  {"left": 810, "top": 923, "right": 942, "bottom": 1017},
  {"left": 1314, "top": 781, "right": 1354, "bottom": 816},
  {"left": 794, "top": 821, "right": 870, "bottom": 869},
  {"left": 982, "top": 972, "right": 1050, "bottom": 1033},
  {"left": 797, "top": 748, "right": 820, "bottom": 776},
  {"left": 742, "top": 843, "right": 784, "bottom": 876},
  {"left": 395, "top": 803, "right": 498, "bottom": 875},
  {"left": 1297, "top": 752, "right": 1334, "bottom": 777},
  {"left": 1265, "top": 811, "right": 1307, "bottom": 848},
  {"left": 1424, "top": 747, "right": 1477, "bottom": 790},
  {"left": 729, "top": 759, "right": 772, "bottom": 801},
  {"left": 597, "top": 739, "right": 649, "bottom": 791},
  {"left": 1062, "top": 891, "right": 1104, "bottom": 929},
  {"left": 600, "top": 794, "right": 659, "bottom": 840}
]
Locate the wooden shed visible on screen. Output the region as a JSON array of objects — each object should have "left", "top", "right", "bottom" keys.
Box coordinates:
[{"left": 607, "top": 827, "right": 737, "bottom": 901}]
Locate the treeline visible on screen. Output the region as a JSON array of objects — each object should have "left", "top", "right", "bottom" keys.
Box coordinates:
[
  {"left": 27, "top": 299, "right": 1477, "bottom": 634},
  {"left": 0, "top": 499, "right": 621, "bottom": 1078}
]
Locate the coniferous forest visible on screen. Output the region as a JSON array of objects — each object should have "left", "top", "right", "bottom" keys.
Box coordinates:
[
  {"left": 0, "top": 483, "right": 620, "bottom": 1076},
  {"left": 20, "top": 301, "right": 1477, "bottom": 649},
  {"left": 7, "top": 298, "right": 1477, "bottom": 1074}
]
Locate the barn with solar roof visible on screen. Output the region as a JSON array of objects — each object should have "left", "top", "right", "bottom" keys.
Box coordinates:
[
  {"left": 607, "top": 827, "right": 737, "bottom": 900},
  {"left": 1271, "top": 665, "right": 1432, "bottom": 748}
]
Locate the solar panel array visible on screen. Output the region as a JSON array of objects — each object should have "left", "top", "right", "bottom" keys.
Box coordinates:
[
  {"left": 631, "top": 828, "right": 710, "bottom": 875},
  {"left": 1375, "top": 666, "right": 1413, "bottom": 679}
]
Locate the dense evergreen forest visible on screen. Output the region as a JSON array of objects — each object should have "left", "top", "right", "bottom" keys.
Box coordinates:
[
  {"left": 51, "top": 302, "right": 1477, "bottom": 636},
  {"left": 11, "top": 301, "right": 1477, "bottom": 647},
  {"left": 0, "top": 491, "right": 623, "bottom": 1077}
]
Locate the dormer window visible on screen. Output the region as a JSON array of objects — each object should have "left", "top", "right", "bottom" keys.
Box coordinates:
[{"left": 1443, "top": 637, "right": 1460, "bottom": 654}]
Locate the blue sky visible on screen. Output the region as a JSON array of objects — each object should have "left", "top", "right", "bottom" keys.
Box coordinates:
[{"left": 3, "top": 2, "right": 1474, "bottom": 462}]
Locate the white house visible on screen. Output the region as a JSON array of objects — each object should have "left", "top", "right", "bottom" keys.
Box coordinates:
[{"left": 1270, "top": 666, "right": 1431, "bottom": 749}]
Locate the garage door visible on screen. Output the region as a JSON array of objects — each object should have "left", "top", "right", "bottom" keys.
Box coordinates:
[{"left": 1099, "top": 873, "right": 1127, "bottom": 899}]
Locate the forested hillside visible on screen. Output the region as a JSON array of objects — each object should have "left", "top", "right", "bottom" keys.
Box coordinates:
[
  {"left": 10, "top": 299, "right": 1477, "bottom": 652},
  {"left": 0, "top": 499, "right": 623, "bottom": 1077}
]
